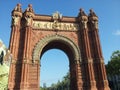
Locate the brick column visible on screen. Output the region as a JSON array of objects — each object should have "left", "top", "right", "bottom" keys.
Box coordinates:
[
  {"left": 8, "top": 4, "right": 22, "bottom": 90},
  {"left": 76, "top": 60, "right": 83, "bottom": 90},
  {"left": 88, "top": 9, "right": 110, "bottom": 90},
  {"left": 20, "top": 4, "right": 34, "bottom": 89},
  {"left": 78, "top": 9, "right": 97, "bottom": 90}
]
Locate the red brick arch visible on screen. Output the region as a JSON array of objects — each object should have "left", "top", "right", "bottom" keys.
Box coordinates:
[
  {"left": 32, "top": 34, "right": 80, "bottom": 62},
  {"left": 8, "top": 4, "right": 110, "bottom": 90}
]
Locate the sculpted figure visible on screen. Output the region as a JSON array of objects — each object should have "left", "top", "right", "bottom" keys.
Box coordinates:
[
  {"left": 53, "top": 11, "right": 60, "bottom": 20},
  {"left": 25, "top": 15, "right": 32, "bottom": 26},
  {"left": 12, "top": 15, "right": 20, "bottom": 26},
  {"left": 92, "top": 20, "right": 98, "bottom": 29},
  {"left": 52, "top": 11, "right": 62, "bottom": 21},
  {"left": 81, "top": 20, "right": 87, "bottom": 29},
  {"left": 89, "top": 9, "right": 98, "bottom": 29},
  {"left": 52, "top": 20, "right": 58, "bottom": 29},
  {"left": 14, "top": 3, "right": 22, "bottom": 12},
  {"left": 26, "top": 4, "right": 34, "bottom": 13}
]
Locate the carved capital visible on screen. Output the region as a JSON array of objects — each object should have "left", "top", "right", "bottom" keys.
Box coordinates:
[
  {"left": 103, "top": 80, "right": 109, "bottom": 87},
  {"left": 79, "top": 16, "right": 88, "bottom": 29},
  {"left": 12, "top": 11, "right": 22, "bottom": 27},
  {"left": 12, "top": 15, "right": 21, "bottom": 26},
  {"left": 11, "top": 59, "right": 16, "bottom": 64},
  {"left": 24, "top": 14, "right": 33, "bottom": 27},
  {"left": 81, "top": 19, "right": 88, "bottom": 29},
  {"left": 88, "top": 17, "right": 98, "bottom": 29}
]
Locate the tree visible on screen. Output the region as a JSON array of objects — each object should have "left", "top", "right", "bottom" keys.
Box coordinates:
[
  {"left": 44, "top": 72, "right": 70, "bottom": 90},
  {"left": 106, "top": 50, "right": 120, "bottom": 76}
]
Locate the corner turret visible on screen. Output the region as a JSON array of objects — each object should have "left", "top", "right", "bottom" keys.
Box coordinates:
[
  {"left": 78, "top": 8, "right": 88, "bottom": 29},
  {"left": 23, "top": 4, "right": 34, "bottom": 27},
  {"left": 11, "top": 3, "right": 22, "bottom": 26},
  {"left": 88, "top": 9, "right": 98, "bottom": 29}
]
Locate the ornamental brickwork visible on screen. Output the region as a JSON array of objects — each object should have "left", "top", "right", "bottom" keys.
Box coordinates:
[{"left": 8, "top": 4, "right": 110, "bottom": 90}]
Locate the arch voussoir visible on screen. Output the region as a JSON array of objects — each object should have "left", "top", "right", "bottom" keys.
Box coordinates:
[{"left": 32, "top": 34, "right": 81, "bottom": 62}]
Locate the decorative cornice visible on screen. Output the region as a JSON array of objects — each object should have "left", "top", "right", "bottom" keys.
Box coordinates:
[{"left": 32, "top": 21, "right": 79, "bottom": 31}]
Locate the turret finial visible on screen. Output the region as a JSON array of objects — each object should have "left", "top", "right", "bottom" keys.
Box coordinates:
[
  {"left": 89, "top": 9, "right": 97, "bottom": 17},
  {"left": 25, "top": 4, "right": 34, "bottom": 13},
  {"left": 78, "top": 8, "right": 87, "bottom": 16},
  {"left": 13, "top": 3, "right": 22, "bottom": 12}
]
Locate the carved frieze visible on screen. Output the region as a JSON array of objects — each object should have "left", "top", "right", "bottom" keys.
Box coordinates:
[{"left": 32, "top": 21, "right": 79, "bottom": 31}]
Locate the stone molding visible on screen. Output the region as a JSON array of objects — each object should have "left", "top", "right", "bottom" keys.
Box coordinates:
[
  {"left": 32, "top": 21, "right": 79, "bottom": 31},
  {"left": 32, "top": 34, "right": 81, "bottom": 63}
]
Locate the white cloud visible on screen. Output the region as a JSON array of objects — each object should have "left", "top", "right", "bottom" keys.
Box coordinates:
[{"left": 113, "top": 30, "right": 120, "bottom": 36}]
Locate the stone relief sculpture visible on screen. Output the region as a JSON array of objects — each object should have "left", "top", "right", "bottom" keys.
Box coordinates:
[
  {"left": 89, "top": 9, "right": 98, "bottom": 29},
  {"left": 52, "top": 11, "right": 62, "bottom": 20},
  {"left": 81, "top": 20, "right": 87, "bottom": 29},
  {"left": 52, "top": 11, "right": 62, "bottom": 29},
  {"left": 12, "top": 15, "right": 20, "bottom": 26},
  {"left": 92, "top": 20, "right": 98, "bottom": 29},
  {"left": 52, "top": 20, "right": 58, "bottom": 29},
  {"left": 26, "top": 4, "right": 34, "bottom": 13},
  {"left": 32, "top": 21, "right": 79, "bottom": 31},
  {"left": 31, "top": 11, "right": 80, "bottom": 30},
  {"left": 78, "top": 8, "right": 88, "bottom": 29},
  {"left": 25, "top": 15, "right": 33, "bottom": 26}
]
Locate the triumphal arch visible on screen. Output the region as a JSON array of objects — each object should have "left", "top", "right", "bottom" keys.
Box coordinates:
[{"left": 8, "top": 4, "right": 110, "bottom": 90}]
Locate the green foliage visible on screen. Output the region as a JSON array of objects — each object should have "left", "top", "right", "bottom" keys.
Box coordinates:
[
  {"left": 106, "top": 50, "right": 120, "bottom": 76},
  {"left": 0, "top": 64, "right": 9, "bottom": 90},
  {"left": 41, "top": 72, "right": 70, "bottom": 90}
]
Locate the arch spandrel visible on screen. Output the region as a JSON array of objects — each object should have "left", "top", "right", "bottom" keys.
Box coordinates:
[{"left": 32, "top": 34, "right": 81, "bottom": 63}]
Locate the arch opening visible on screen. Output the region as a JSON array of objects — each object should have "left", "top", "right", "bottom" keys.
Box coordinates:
[
  {"left": 40, "top": 49, "right": 69, "bottom": 87},
  {"left": 40, "top": 40, "right": 75, "bottom": 63},
  {"left": 32, "top": 35, "right": 81, "bottom": 90},
  {"left": 33, "top": 35, "right": 81, "bottom": 63},
  {"left": 40, "top": 40, "right": 75, "bottom": 88}
]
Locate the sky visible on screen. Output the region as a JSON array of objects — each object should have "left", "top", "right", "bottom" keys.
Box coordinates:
[{"left": 0, "top": 0, "right": 120, "bottom": 87}]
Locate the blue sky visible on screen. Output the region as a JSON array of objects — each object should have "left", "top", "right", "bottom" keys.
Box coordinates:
[{"left": 0, "top": 0, "right": 120, "bottom": 87}]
